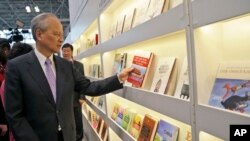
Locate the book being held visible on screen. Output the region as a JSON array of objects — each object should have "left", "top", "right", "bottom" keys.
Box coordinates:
[{"left": 208, "top": 63, "right": 250, "bottom": 115}]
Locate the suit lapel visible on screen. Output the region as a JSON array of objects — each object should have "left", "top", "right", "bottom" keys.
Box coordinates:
[
  {"left": 26, "top": 51, "right": 56, "bottom": 106},
  {"left": 54, "top": 56, "right": 64, "bottom": 108}
]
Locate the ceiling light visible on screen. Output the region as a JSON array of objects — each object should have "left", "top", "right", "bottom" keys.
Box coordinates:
[
  {"left": 34, "top": 6, "right": 40, "bottom": 12},
  {"left": 25, "top": 6, "right": 31, "bottom": 13}
]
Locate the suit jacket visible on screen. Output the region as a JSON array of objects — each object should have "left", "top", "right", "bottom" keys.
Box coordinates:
[
  {"left": 73, "top": 60, "right": 84, "bottom": 76},
  {"left": 4, "top": 51, "right": 123, "bottom": 141}
]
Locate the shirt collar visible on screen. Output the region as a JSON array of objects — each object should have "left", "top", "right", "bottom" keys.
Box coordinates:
[{"left": 34, "top": 48, "right": 54, "bottom": 65}]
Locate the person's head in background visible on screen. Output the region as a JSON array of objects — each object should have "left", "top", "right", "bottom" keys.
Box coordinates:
[
  {"left": 0, "top": 38, "right": 11, "bottom": 65},
  {"left": 61, "top": 43, "right": 74, "bottom": 61},
  {"left": 8, "top": 43, "right": 33, "bottom": 60},
  {"left": 31, "top": 13, "right": 63, "bottom": 57}
]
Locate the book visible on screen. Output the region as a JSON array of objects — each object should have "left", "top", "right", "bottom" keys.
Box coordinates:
[
  {"left": 128, "top": 113, "right": 143, "bottom": 139},
  {"left": 96, "top": 117, "right": 104, "bottom": 134},
  {"left": 132, "top": 0, "right": 151, "bottom": 27},
  {"left": 208, "top": 63, "right": 250, "bottom": 115},
  {"left": 97, "top": 95, "right": 106, "bottom": 112},
  {"left": 92, "top": 64, "right": 100, "bottom": 78},
  {"left": 123, "top": 8, "right": 136, "bottom": 32},
  {"left": 153, "top": 119, "right": 179, "bottom": 141},
  {"left": 101, "top": 122, "right": 108, "bottom": 140},
  {"left": 115, "top": 105, "right": 126, "bottom": 126},
  {"left": 121, "top": 108, "right": 136, "bottom": 130},
  {"left": 116, "top": 15, "right": 126, "bottom": 36},
  {"left": 138, "top": 114, "right": 158, "bottom": 141},
  {"left": 145, "top": 0, "right": 166, "bottom": 21},
  {"left": 112, "top": 53, "right": 128, "bottom": 75},
  {"left": 174, "top": 57, "right": 190, "bottom": 100},
  {"left": 127, "top": 50, "right": 153, "bottom": 88},
  {"left": 185, "top": 131, "right": 192, "bottom": 141},
  {"left": 150, "top": 57, "right": 176, "bottom": 95},
  {"left": 111, "top": 103, "right": 120, "bottom": 120}
]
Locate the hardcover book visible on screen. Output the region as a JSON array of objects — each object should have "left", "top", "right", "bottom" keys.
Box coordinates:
[
  {"left": 127, "top": 50, "right": 153, "bottom": 88},
  {"left": 150, "top": 57, "right": 176, "bottom": 95},
  {"left": 208, "top": 63, "right": 250, "bottom": 115},
  {"left": 153, "top": 120, "right": 179, "bottom": 141},
  {"left": 174, "top": 57, "right": 190, "bottom": 100},
  {"left": 138, "top": 114, "right": 158, "bottom": 141},
  {"left": 128, "top": 113, "right": 143, "bottom": 139},
  {"left": 112, "top": 53, "right": 127, "bottom": 75}
]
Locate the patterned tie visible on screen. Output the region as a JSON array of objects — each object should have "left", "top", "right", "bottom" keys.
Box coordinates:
[{"left": 45, "top": 58, "right": 56, "bottom": 102}]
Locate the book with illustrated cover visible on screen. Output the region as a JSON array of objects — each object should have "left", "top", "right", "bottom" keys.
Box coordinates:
[
  {"left": 145, "top": 0, "right": 167, "bottom": 21},
  {"left": 123, "top": 8, "right": 136, "bottom": 32},
  {"left": 128, "top": 113, "right": 143, "bottom": 139},
  {"left": 111, "top": 103, "right": 120, "bottom": 120},
  {"left": 127, "top": 50, "right": 153, "bottom": 88},
  {"left": 208, "top": 63, "right": 250, "bottom": 115},
  {"left": 174, "top": 57, "right": 190, "bottom": 100},
  {"left": 121, "top": 108, "right": 136, "bottom": 130},
  {"left": 138, "top": 114, "right": 158, "bottom": 141},
  {"left": 115, "top": 105, "right": 126, "bottom": 126},
  {"left": 150, "top": 57, "right": 176, "bottom": 95},
  {"left": 153, "top": 120, "right": 179, "bottom": 141},
  {"left": 112, "top": 53, "right": 127, "bottom": 75}
]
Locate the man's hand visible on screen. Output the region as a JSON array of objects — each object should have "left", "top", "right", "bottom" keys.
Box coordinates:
[
  {"left": 118, "top": 67, "right": 134, "bottom": 82},
  {"left": 0, "top": 124, "right": 7, "bottom": 136}
]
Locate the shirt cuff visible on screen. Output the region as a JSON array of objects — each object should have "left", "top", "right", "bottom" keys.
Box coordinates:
[{"left": 117, "top": 74, "right": 124, "bottom": 84}]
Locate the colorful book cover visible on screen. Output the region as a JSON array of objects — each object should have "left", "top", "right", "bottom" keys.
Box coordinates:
[
  {"left": 127, "top": 50, "right": 153, "bottom": 88},
  {"left": 121, "top": 108, "right": 136, "bottom": 130},
  {"left": 112, "top": 53, "right": 127, "bottom": 75},
  {"left": 128, "top": 113, "right": 143, "bottom": 139},
  {"left": 208, "top": 63, "right": 250, "bottom": 115},
  {"left": 138, "top": 114, "right": 158, "bottom": 141},
  {"left": 111, "top": 103, "right": 120, "bottom": 120},
  {"left": 150, "top": 57, "right": 176, "bottom": 94},
  {"left": 153, "top": 120, "right": 179, "bottom": 141},
  {"left": 115, "top": 106, "right": 125, "bottom": 125},
  {"left": 174, "top": 57, "right": 190, "bottom": 100}
]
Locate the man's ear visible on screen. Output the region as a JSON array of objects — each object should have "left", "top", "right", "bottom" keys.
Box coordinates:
[{"left": 36, "top": 29, "right": 43, "bottom": 41}]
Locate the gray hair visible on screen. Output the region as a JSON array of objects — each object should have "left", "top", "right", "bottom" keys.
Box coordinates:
[{"left": 31, "top": 13, "right": 57, "bottom": 41}]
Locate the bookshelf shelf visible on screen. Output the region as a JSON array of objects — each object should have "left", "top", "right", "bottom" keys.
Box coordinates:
[
  {"left": 113, "top": 86, "right": 191, "bottom": 124},
  {"left": 192, "top": 0, "right": 250, "bottom": 28},
  {"left": 196, "top": 104, "right": 250, "bottom": 141}
]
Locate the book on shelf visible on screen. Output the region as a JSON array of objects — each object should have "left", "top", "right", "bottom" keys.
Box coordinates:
[
  {"left": 127, "top": 50, "right": 153, "bottom": 88},
  {"left": 112, "top": 53, "right": 128, "bottom": 75},
  {"left": 150, "top": 57, "right": 177, "bottom": 95},
  {"left": 97, "top": 95, "right": 106, "bottom": 112},
  {"left": 121, "top": 108, "right": 136, "bottom": 131},
  {"left": 92, "top": 64, "right": 100, "bottom": 78},
  {"left": 145, "top": 0, "right": 167, "bottom": 21},
  {"left": 208, "top": 63, "right": 250, "bottom": 115},
  {"left": 138, "top": 114, "right": 158, "bottom": 141},
  {"left": 123, "top": 8, "right": 136, "bottom": 32},
  {"left": 153, "top": 119, "right": 179, "bottom": 141},
  {"left": 109, "top": 21, "right": 118, "bottom": 39},
  {"left": 132, "top": 0, "right": 151, "bottom": 27},
  {"left": 96, "top": 117, "right": 104, "bottom": 135},
  {"left": 111, "top": 103, "right": 120, "bottom": 120},
  {"left": 174, "top": 57, "right": 190, "bottom": 100},
  {"left": 101, "top": 121, "right": 108, "bottom": 141},
  {"left": 185, "top": 131, "right": 192, "bottom": 141},
  {"left": 128, "top": 113, "right": 143, "bottom": 139},
  {"left": 115, "top": 105, "right": 126, "bottom": 126},
  {"left": 116, "top": 15, "right": 126, "bottom": 36},
  {"left": 91, "top": 112, "right": 99, "bottom": 129}
]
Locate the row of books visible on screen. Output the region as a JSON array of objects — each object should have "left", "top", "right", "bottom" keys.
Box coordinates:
[
  {"left": 88, "top": 96, "right": 106, "bottom": 112},
  {"left": 82, "top": 103, "right": 109, "bottom": 141},
  {"left": 89, "top": 64, "right": 102, "bottom": 78},
  {"left": 76, "top": 34, "right": 99, "bottom": 55},
  {"left": 112, "top": 50, "right": 190, "bottom": 100},
  {"left": 109, "top": 0, "right": 170, "bottom": 39},
  {"left": 111, "top": 103, "right": 179, "bottom": 141}
]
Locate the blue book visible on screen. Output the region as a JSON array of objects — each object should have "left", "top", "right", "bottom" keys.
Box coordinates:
[{"left": 153, "top": 120, "right": 179, "bottom": 141}]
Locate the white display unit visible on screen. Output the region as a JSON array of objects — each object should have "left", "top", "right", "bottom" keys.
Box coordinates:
[{"left": 67, "top": 0, "right": 250, "bottom": 140}]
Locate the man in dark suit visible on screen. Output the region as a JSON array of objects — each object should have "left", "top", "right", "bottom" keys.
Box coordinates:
[
  {"left": 4, "top": 13, "right": 133, "bottom": 141},
  {"left": 61, "top": 43, "right": 85, "bottom": 141}
]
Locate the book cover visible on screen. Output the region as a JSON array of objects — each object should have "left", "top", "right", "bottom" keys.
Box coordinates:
[
  {"left": 146, "top": 0, "right": 166, "bottom": 21},
  {"left": 138, "top": 114, "right": 158, "bottom": 141},
  {"left": 185, "top": 131, "right": 192, "bottom": 141},
  {"left": 128, "top": 113, "right": 143, "bottom": 139},
  {"left": 101, "top": 122, "right": 108, "bottom": 140},
  {"left": 123, "top": 8, "right": 136, "bottom": 32},
  {"left": 121, "top": 108, "right": 136, "bottom": 131},
  {"left": 127, "top": 50, "right": 153, "bottom": 88},
  {"left": 153, "top": 120, "right": 179, "bottom": 141},
  {"left": 112, "top": 53, "right": 127, "bottom": 75},
  {"left": 208, "top": 63, "right": 250, "bottom": 114},
  {"left": 174, "top": 57, "right": 190, "bottom": 100},
  {"left": 115, "top": 105, "right": 125, "bottom": 126},
  {"left": 150, "top": 57, "right": 176, "bottom": 94},
  {"left": 111, "top": 103, "right": 120, "bottom": 120},
  {"left": 96, "top": 117, "right": 104, "bottom": 134},
  {"left": 132, "top": 0, "right": 151, "bottom": 27},
  {"left": 116, "top": 15, "right": 126, "bottom": 36},
  {"left": 97, "top": 95, "right": 106, "bottom": 112}
]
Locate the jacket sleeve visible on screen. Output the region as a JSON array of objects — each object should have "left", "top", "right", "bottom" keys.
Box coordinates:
[{"left": 5, "top": 61, "right": 39, "bottom": 141}]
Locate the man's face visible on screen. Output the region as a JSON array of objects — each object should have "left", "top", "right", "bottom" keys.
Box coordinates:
[
  {"left": 38, "top": 16, "right": 64, "bottom": 54},
  {"left": 62, "top": 47, "right": 73, "bottom": 60}
]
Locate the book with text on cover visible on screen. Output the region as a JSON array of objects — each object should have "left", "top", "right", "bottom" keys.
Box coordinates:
[
  {"left": 150, "top": 57, "right": 176, "bottom": 95},
  {"left": 208, "top": 63, "right": 250, "bottom": 115},
  {"left": 153, "top": 119, "right": 179, "bottom": 141},
  {"left": 127, "top": 50, "right": 153, "bottom": 88},
  {"left": 138, "top": 114, "right": 158, "bottom": 141}
]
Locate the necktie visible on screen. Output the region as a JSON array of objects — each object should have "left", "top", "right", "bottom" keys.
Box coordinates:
[{"left": 45, "top": 58, "right": 56, "bottom": 102}]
